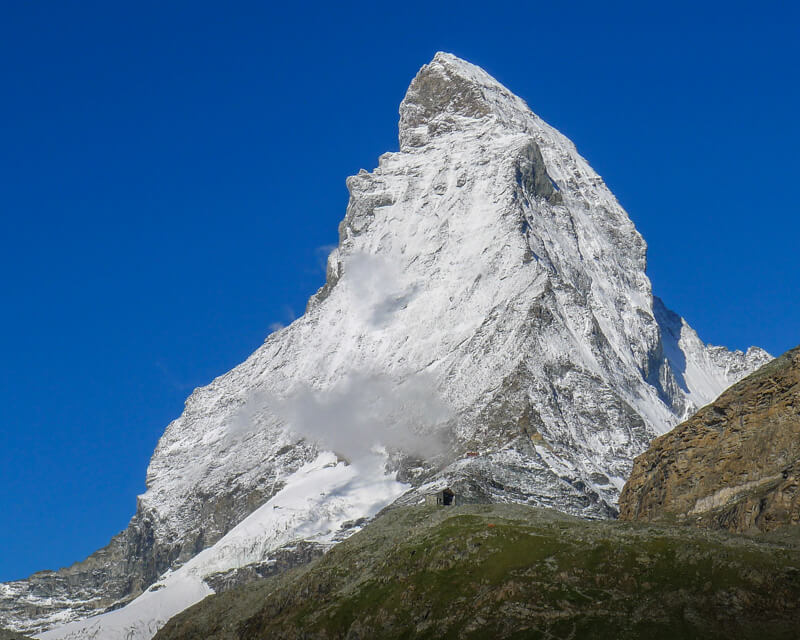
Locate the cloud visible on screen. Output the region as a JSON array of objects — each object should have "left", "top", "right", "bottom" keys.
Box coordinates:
[
  {"left": 314, "top": 244, "right": 338, "bottom": 272},
  {"left": 343, "top": 252, "right": 419, "bottom": 327},
  {"left": 154, "top": 359, "right": 196, "bottom": 392},
  {"left": 267, "top": 305, "right": 297, "bottom": 334},
  {"left": 230, "top": 371, "right": 451, "bottom": 462}
]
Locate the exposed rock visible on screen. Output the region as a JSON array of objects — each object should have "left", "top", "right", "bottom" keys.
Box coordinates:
[
  {"left": 0, "top": 448, "right": 309, "bottom": 636},
  {"left": 201, "top": 542, "right": 326, "bottom": 593},
  {"left": 620, "top": 345, "right": 800, "bottom": 533}
]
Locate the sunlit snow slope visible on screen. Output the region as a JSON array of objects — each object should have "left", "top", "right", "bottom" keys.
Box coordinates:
[
  {"left": 1, "top": 53, "right": 770, "bottom": 640},
  {"left": 37, "top": 453, "right": 406, "bottom": 640}
]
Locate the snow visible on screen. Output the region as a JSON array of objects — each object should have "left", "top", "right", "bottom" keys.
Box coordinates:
[{"left": 38, "top": 452, "right": 408, "bottom": 640}]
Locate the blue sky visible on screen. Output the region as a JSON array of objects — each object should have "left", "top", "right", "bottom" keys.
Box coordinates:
[{"left": 1, "top": 1, "right": 798, "bottom": 581}]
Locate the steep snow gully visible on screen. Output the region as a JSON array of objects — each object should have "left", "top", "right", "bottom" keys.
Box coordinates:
[{"left": 1, "top": 53, "right": 769, "bottom": 640}]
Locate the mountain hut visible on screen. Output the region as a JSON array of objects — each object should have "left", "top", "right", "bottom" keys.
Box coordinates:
[{"left": 424, "top": 487, "right": 457, "bottom": 506}]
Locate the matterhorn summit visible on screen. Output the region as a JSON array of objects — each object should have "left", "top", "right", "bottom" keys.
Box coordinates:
[{"left": 0, "top": 53, "right": 769, "bottom": 640}]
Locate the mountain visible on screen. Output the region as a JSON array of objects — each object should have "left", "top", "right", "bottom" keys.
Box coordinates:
[
  {"left": 0, "top": 53, "right": 769, "bottom": 639},
  {"left": 152, "top": 504, "right": 800, "bottom": 640},
  {"left": 620, "top": 345, "right": 800, "bottom": 532}
]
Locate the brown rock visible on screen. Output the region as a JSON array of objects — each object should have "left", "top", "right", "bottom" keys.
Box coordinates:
[{"left": 619, "top": 345, "right": 800, "bottom": 533}]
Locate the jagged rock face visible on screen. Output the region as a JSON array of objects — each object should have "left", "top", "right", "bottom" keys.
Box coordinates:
[
  {"left": 620, "top": 346, "right": 800, "bottom": 532},
  {"left": 0, "top": 440, "right": 317, "bottom": 635},
  {"left": 0, "top": 525, "right": 160, "bottom": 633},
  {"left": 201, "top": 541, "right": 326, "bottom": 594},
  {"left": 1, "top": 53, "right": 770, "bottom": 638}
]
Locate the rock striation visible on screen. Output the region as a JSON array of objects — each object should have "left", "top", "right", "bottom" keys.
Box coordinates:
[
  {"left": 620, "top": 345, "right": 800, "bottom": 532},
  {"left": 1, "top": 53, "right": 770, "bottom": 639}
]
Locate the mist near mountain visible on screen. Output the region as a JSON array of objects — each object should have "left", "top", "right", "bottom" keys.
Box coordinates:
[{"left": 230, "top": 371, "right": 452, "bottom": 462}]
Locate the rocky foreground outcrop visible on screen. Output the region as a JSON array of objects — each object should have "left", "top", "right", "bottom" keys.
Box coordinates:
[{"left": 620, "top": 345, "right": 800, "bottom": 533}]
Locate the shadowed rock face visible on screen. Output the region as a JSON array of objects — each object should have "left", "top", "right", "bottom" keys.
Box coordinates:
[
  {"left": 399, "top": 58, "right": 491, "bottom": 145},
  {"left": 0, "top": 458, "right": 303, "bottom": 635},
  {"left": 620, "top": 345, "right": 800, "bottom": 533}
]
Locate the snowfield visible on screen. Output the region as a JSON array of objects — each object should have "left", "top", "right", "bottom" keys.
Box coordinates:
[{"left": 39, "top": 452, "right": 407, "bottom": 640}]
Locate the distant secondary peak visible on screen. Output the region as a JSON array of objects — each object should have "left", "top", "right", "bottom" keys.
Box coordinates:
[{"left": 399, "top": 52, "right": 532, "bottom": 150}]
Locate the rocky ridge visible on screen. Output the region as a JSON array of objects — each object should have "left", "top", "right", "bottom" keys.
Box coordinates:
[
  {"left": 620, "top": 345, "right": 800, "bottom": 532},
  {"left": 1, "top": 53, "right": 769, "bottom": 639}
]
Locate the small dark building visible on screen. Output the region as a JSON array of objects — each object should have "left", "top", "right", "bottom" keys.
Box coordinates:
[{"left": 424, "top": 487, "right": 457, "bottom": 506}]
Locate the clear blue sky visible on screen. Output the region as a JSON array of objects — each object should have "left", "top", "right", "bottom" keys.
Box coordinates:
[{"left": 1, "top": 1, "right": 797, "bottom": 581}]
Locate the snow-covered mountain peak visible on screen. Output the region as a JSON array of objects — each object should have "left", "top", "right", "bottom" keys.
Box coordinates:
[
  {"left": 1, "top": 53, "right": 771, "bottom": 640},
  {"left": 399, "top": 51, "right": 533, "bottom": 150}
]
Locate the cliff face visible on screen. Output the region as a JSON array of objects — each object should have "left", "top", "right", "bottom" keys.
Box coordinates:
[{"left": 620, "top": 345, "right": 800, "bottom": 533}]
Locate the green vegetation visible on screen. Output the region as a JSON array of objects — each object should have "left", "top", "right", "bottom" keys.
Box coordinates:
[
  {"left": 0, "top": 629, "right": 34, "bottom": 640},
  {"left": 155, "top": 504, "right": 800, "bottom": 640}
]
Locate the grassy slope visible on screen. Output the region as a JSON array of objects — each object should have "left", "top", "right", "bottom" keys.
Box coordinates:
[
  {"left": 0, "top": 630, "right": 34, "bottom": 640},
  {"left": 155, "top": 504, "right": 800, "bottom": 640}
]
